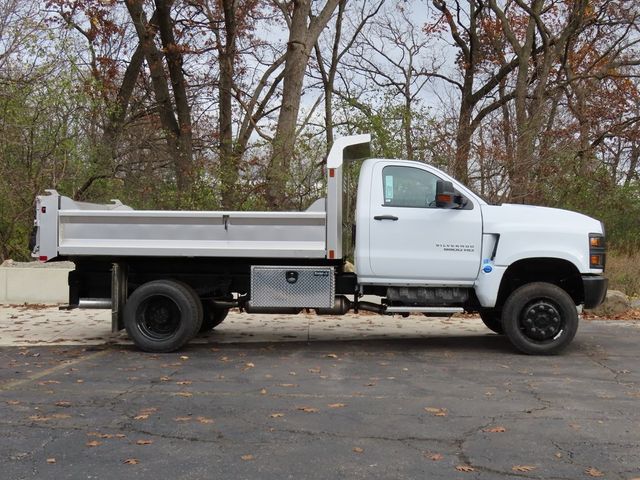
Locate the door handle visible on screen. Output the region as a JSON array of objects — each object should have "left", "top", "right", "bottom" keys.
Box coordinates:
[{"left": 373, "top": 215, "right": 399, "bottom": 221}]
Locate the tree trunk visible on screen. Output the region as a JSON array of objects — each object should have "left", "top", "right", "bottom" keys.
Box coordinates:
[
  {"left": 218, "top": 0, "right": 238, "bottom": 209},
  {"left": 266, "top": 0, "right": 340, "bottom": 208},
  {"left": 126, "top": 0, "right": 192, "bottom": 194},
  {"left": 154, "top": 0, "right": 193, "bottom": 193}
]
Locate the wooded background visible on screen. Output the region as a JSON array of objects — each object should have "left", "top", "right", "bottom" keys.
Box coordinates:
[{"left": 2, "top": 0, "right": 640, "bottom": 265}]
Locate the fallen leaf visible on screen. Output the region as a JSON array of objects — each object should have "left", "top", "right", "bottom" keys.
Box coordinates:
[
  {"left": 308, "top": 368, "right": 321, "bottom": 374},
  {"left": 55, "top": 401, "right": 71, "bottom": 408},
  {"left": 297, "top": 407, "right": 319, "bottom": 413},
  {"left": 197, "top": 416, "right": 214, "bottom": 424},
  {"left": 270, "top": 413, "right": 285, "bottom": 418},
  {"left": 29, "top": 414, "right": 71, "bottom": 422},
  {"left": 46, "top": 458, "right": 56, "bottom": 464},
  {"left": 133, "top": 414, "right": 149, "bottom": 420},
  {"left": 260, "top": 388, "right": 267, "bottom": 395},
  {"left": 88, "top": 432, "right": 114, "bottom": 439},
  {"left": 6, "top": 400, "right": 20, "bottom": 405},
  {"left": 160, "top": 376, "right": 170, "bottom": 382},
  {"left": 123, "top": 458, "right": 139, "bottom": 465},
  {"left": 176, "top": 381, "right": 192, "bottom": 385},
  {"left": 86, "top": 440, "right": 102, "bottom": 447},
  {"left": 174, "top": 416, "right": 192, "bottom": 422},
  {"left": 325, "top": 354, "right": 338, "bottom": 358},
  {"left": 483, "top": 426, "right": 506, "bottom": 433},
  {"left": 135, "top": 440, "right": 153, "bottom": 446},
  {"left": 179, "top": 356, "right": 189, "bottom": 360},
  {"left": 174, "top": 392, "right": 193, "bottom": 397},
  {"left": 424, "top": 407, "right": 448, "bottom": 417},
  {"left": 426, "top": 453, "right": 443, "bottom": 461},
  {"left": 328, "top": 403, "right": 346, "bottom": 408},
  {"left": 38, "top": 380, "right": 60, "bottom": 385},
  {"left": 456, "top": 465, "right": 475, "bottom": 472},
  {"left": 512, "top": 465, "right": 536, "bottom": 472},
  {"left": 554, "top": 452, "right": 563, "bottom": 459},
  {"left": 278, "top": 383, "right": 297, "bottom": 387},
  {"left": 353, "top": 447, "right": 364, "bottom": 454},
  {"left": 585, "top": 467, "right": 604, "bottom": 477},
  {"left": 241, "top": 454, "right": 254, "bottom": 461},
  {"left": 244, "top": 362, "right": 255, "bottom": 368}
]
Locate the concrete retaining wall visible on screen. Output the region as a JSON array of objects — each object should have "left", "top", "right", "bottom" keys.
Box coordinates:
[{"left": 0, "top": 263, "right": 73, "bottom": 304}]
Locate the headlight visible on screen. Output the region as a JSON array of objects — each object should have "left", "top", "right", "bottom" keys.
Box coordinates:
[{"left": 589, "top": 233, "right": 606, "bottom": 269}]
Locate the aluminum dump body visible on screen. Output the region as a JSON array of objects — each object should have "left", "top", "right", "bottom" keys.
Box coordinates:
[
  {"left": 34, "top": 193, "right": 326, "bottom": 260},
  {"left": 31, "top": 135, "right": 371, "bottom": 262}
]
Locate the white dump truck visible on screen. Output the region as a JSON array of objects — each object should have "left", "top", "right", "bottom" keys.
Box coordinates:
[{"left": 31, "top": 134, "right": 607, "bottom": 354}]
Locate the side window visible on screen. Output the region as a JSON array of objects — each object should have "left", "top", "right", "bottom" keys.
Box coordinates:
[{"left": 382, "top": 166, "right": 439, "bottom": 208}]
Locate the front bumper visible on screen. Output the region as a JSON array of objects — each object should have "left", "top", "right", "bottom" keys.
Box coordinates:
[{"left": 582, "top": 275, "right": 608, "bottom": 309}]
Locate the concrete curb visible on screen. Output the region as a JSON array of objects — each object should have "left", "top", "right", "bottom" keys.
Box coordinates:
[{"left": 0, "top": 265, "right": 72, "bottom": 304}]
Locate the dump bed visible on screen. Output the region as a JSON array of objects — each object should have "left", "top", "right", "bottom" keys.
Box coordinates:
[
  {"left": 33, "top": 192, "right": 327, "bottom": 260},
  {"left": 31, "top": 135, "right": 371, "bottom": 262}
]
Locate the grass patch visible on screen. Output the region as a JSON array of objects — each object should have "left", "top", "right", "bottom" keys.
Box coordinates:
[{"left": 605, "top": 251, "right": 640, "bottom": 297}]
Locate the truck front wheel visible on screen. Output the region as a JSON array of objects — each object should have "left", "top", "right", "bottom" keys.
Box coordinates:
[
  {"left": 502, "top": 282, "right": 578, "bottom": 355},
  {"left": 124, "top": 280, "right": 203, "bottom": 352}
]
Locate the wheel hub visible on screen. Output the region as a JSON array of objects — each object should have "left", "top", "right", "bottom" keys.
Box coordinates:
[
  {"left": 520, "top": 301, "right": 563, "bottom": 341},
  {"left": 137, "top": 296, "right": 180, "bottom": 339}
]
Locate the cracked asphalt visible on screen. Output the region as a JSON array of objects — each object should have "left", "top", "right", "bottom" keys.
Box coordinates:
[{"left": 1, "top": 318, "right": 639, "bottom": 479}]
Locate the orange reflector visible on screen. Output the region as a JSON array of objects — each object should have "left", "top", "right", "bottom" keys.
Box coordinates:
[
  {"left": 329, "top": 168, "right": 335, "bottom": 178},
  {"left": 590, "top": 254, "right": 602, "bottom": 266},
  {"left": 328, "top": 250, "right": 335, "bottom": 259},
  {"left": 590, "top": 237, "right": 602, "bottom": 248},
  {"left": 437, "top": 194, "right": 452, "bottom": 203}
]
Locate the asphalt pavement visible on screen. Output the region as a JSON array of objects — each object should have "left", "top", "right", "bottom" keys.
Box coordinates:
[{"left": 0, "top": 307, "right": 639, "bottom": 479}]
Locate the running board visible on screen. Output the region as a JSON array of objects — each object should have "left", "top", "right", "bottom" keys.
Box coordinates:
[{"left": 385, "top": 306, "right": 464, "bottom": 314}]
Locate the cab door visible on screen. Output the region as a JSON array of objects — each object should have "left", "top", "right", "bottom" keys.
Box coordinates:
[{"left": 368, "top": 162, "right": 482, "bottom": 284}]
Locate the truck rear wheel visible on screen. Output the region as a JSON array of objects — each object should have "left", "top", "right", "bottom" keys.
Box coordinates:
[
  {"left": 479, "top": 309, "right": 504, "bottom": 334},
  {"left": 124, "top": 280, "right": 203, "bottom": 352},
  {"left": 200, "top": 300, "right": 229, "bottom": 332},
  {"left": 502, "top": 282, "right": 578, "bottom": 355}
]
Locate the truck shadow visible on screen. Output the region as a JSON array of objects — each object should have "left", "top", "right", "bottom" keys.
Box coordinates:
[{"left": 184, "top": 333, "right": 518, "bottom": 355}]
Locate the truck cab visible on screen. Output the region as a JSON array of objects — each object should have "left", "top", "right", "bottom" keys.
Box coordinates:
[{"left": 351, "top": 156, "right": 607, "bottom": 354}]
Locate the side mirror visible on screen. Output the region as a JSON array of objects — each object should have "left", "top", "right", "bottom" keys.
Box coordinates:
[
  {"left": 436, "top": 180, "right": 456, "bottom": 208},
  {"left": 435, "top": 180, "right": 467, "bottom": 209}
]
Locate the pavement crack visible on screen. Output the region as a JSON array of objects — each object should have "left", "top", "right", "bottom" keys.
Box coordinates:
[{"left": 586, "top": 352, "right": 635, "bottom": 388}]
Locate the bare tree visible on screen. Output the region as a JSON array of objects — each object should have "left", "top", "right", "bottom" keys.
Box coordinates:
[
  {"left": 344, "top": 4, "right": 436, "bottom": 160},
  {"left": 312, "top": 0, "right": 384, "bottom": 152},
  {"left": 266, "top": 0, "right": 341, "bottom": 208},
  {"left": 126, "top": 0, "right": 193, "bottom": 193}
]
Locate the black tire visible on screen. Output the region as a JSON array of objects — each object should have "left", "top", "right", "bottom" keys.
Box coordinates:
[
  {"left": 173, "top": 281, "right": 203, "bottom": 337},
  {"left": 124, "top": 280, "right": 203, "bottom": 353},
  {"left": 479, "top": 309, "right": 504, "bottom": 334},
  {"left": 200, "top": 300, "right": 229, "bottom": 333},
  {"left": 502, "top": 282, "right": 579, "bottom": 355}
]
